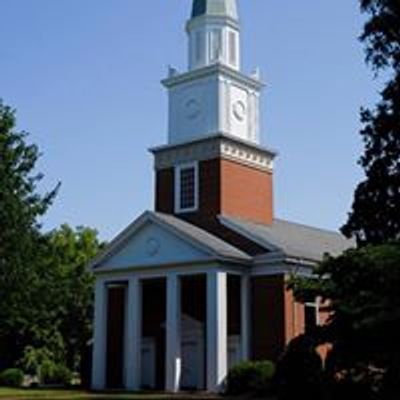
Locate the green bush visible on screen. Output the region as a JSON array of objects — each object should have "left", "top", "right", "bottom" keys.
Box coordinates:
[
  {"left": 52, "top": 364, "right": 72, "bottom": 386},
  {"left": 0, "top": 368, "right": 24, "bottom": 388},
  {"left": 41, "top": 362, "right": 72, "bottom": 386},
  {"left": 226, "top": 360, "right": 276, "bottom": 395},
  {"left": 21, "top": 346, "right": 72, "bottom": 386}
]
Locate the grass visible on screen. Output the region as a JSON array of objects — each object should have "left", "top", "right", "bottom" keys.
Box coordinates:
[
  {"left": 0, "top": 388, "right": 275, "bottom": 400},
  {"left": 0, "top": 388, "right": 226, "bottom": 400}
]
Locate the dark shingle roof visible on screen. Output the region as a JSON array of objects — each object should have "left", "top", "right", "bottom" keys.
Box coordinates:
[
  {"left": 153, "top": 212, "right": 251, "bottom": 261},
  {"left": 220, "top": 216, "right": 355, "bottom": 262},
  {"left": 91, "top": 209, "right": 355, "bottom": 271}
]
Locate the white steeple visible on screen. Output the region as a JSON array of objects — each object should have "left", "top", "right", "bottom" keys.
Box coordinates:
[
  {"left": 162, "top": 0, "right": 263, "bottom": 146},
  {"left": 187, "top": 0, "right": 241, "bottom": 71}
]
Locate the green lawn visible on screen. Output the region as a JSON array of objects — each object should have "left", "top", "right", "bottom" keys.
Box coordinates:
[
  {"left": 0, "top": 388, "right": 276, "bottom": 400},
  {"left": 0, "top": 388, "right": 228, "bottom": 400}
]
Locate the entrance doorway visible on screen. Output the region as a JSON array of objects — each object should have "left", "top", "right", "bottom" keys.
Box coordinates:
[
  {"left": 106, "top": 283, "right": 127, "bottom": 389},
  {"left": 141, "top": 278, "right": 166, "bottom": 390},
  {"left": 180, "top": 275, "right": 206, "bottom": 390}
]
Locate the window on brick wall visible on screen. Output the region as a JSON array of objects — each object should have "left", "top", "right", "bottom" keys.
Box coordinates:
[
  {"left": 304, "top": 296, "right": 320, "bottom": 334},
  {"left": 175, "top": 162, "right": 198, "bottom": 213}
]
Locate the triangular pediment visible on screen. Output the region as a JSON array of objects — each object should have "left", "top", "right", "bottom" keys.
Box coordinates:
[{"left": 92, "top": 212, "right": 217, "bottom": 271}]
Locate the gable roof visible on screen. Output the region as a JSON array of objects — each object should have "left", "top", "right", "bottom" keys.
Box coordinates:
[
  {"left": 90, "top": 211, "right": 251, "bottom": 270},
  {"left": 220, "top": 216, "right": 355, "bottom": 263}
]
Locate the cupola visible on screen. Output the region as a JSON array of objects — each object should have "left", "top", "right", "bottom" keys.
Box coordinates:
[{"left": 187, "top": 0, "right": 240, "bottom": 71}]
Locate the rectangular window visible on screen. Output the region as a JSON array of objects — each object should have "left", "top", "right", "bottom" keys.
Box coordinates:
[
  {"left": 175, "top": 163, "right": 198, "bottom": 213},
  {"left": 229, "top": 31, "right": 237, "bottom": 66},
  {"left": 304, "top": 296, "right": 320, "bottom": 334}
]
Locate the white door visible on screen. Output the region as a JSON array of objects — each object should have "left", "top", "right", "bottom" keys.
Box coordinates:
[
  {"left": 180, "top": 314, "right": 205, "bottom": 390},
  {"left": 228, "top": 336, "right": 241, "bottom": 371},
  {"left": 181, "top": 341, "right": 201, "bottom": 390},
  {"left": 141, "top": 338, "right": 156, "bottom": 389}
]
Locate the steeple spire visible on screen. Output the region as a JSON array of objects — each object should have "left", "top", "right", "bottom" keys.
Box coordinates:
[{"left": 191, "top": 0, "right": 239, "bottom": 21}]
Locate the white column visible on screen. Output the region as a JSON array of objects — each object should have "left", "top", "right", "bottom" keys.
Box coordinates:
[
  {"left": 125, "top": 277, "right": 142, "bottom": 391},
  {"left": 165, "top": 273, "right": 181, "bottom": 392},
  {"left": 92, "top": 279, "right": 107, "bottom": 390},
  {"left": 207, "top": 271, "right": 228, "bottom": 392},
  {"left": 241, "top": 275, "right": 250, "bottom": 361}
]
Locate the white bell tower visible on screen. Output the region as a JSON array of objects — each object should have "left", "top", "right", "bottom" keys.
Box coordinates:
[
  {"left": 162, "top": 0, "right": 264, "bottom": 146},
  {"left": 153, "top": 0, "right": 276, "bottom": 226}
]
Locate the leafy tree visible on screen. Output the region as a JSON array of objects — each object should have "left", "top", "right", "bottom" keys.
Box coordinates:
[
  {"left": 17, "top": 224, "right": 103, "bottom": 376},
  {"left": 0, "top": 100, "right": 103, "bottom": 380},
  {"left": 342, "top": 0, "right": 400, "bottom": 245},
  {"left": 44, "top": 225, "right": 103, "bottom": 372},
  {"left": 292, "top": 244, "right": 400, "bottom": 399},
  {"left": 0, "top": 99, "right": 59, "bottom": 368},
  {"left": 11, "top": 224, "right": 102, "bottom": 380},
  {"left": 292, "top": 4, "right": 400, "bottom": 397},
  {"left": 290, "top": 1, "right": 400, "bottom": 398}
]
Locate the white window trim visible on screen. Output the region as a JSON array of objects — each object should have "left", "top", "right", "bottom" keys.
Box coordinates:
[
  {"left": 305, "top": 298, "right": 321, "bottom": 327},
  {"left": 174, "top": 161, "right": 199, "bottom": 214}
]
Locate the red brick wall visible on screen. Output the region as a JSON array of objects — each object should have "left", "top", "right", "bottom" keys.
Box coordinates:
[
  {"left": 155, "top": 158, "right": 273, "bottom": 225},
  {"left": 198, "top": 159, "right": 221, "bottom": 218},
  {"left": 251, "top": 276, "right": 286, "bottom": 361},
  {"left": 251, "top": 275, "right": 307, "bottom": 362},
  {"left": 155, "top": 168, "right": 174, "bottom": 214},
  {"left": 284, "top": 284, "right": 306, "bottom": 344},
  {"left": 220, "top": 159, "right": 273, "bottom": 225},
  {"left": 154, "top": 159, "right": 221, "bottom": 216}
]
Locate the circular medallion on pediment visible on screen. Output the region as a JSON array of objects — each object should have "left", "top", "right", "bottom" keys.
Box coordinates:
[{"left": 146, "top": 237, "right": 160, "bottom": 257}]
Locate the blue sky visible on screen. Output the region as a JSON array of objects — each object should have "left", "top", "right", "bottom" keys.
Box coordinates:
[{"left": 1, "top": 0, "right": 378, "bottom": 240}]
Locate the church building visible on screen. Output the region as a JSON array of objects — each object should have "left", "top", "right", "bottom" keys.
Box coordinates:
[{"left": 90, "top": 0, "right": 352, "bottom": 393}]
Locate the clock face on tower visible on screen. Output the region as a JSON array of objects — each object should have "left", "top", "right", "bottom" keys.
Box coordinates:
[
  {"left": 185, "top": 98, "right": 201, "bottom": 120},
  {"left": 232, "top": 100, "right": 247, "bottom": 122}
]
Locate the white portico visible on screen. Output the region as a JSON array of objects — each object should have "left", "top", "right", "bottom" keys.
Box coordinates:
[{"left": 91, "top": 212, "right": 251, "bottom": 393}]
